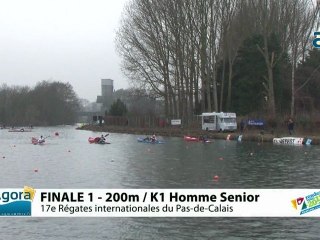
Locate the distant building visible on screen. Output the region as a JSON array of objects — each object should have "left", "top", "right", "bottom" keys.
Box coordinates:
[
  {"left": 113, "top": 88, "right": 164, "bottom": 116},
  {"left": 96, "top": 79, "right": 114, "bottom": 113},
  {"left": 77, "top": 99, "right": 103, "bottom": 123}
]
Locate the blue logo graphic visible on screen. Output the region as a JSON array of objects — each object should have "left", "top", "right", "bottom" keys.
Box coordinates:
[
  {"left": 313, "top": 32, "right": 320, "bottom": 48},
  {"left": 0, "top": 187, "right": 35, "bottom": 216}
]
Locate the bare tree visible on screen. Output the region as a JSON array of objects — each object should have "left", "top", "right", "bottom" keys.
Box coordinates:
[
  {"left": 116, "top": 0, "right": 319, "bottom": 120},
  {"left": 288, "top": 0, "right": 320, "bottom": 117},
  {"left": 224, "top": 0, "right": 252, "bottom": 111}
]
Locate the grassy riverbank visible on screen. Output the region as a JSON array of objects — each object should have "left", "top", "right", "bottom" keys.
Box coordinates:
[{"left": 77, "top": 124, "right": 320, "bottom": 145}]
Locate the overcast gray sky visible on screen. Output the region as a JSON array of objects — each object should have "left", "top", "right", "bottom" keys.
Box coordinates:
[{"left": 0, "top": 0, "right": 129, "bottom": 102}]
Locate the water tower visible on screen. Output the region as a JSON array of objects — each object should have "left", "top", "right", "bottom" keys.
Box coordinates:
[{"left": 96, "top": 79, "right": 114, "bottom": 112}]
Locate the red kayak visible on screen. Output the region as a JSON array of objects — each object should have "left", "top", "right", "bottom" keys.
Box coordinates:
[
  {"left": 31, "top": 137, "right": 45, "bottom": 145},
  {"left": 88, "top": 137, "right": 110, "bottom": 144},
  {"left": 184, "top": 136, "right": 212, "bottom": 143},
  {"left": 184, "top": 136, "right": 200, "bottom": 141}
]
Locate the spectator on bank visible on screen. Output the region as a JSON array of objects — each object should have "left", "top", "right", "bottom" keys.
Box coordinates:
[
  {"left": 240, "top": 119, "right": 245, "bottom": 133},
  {"left": 288, "top": 118, "right": 294, "bottom": 135}
]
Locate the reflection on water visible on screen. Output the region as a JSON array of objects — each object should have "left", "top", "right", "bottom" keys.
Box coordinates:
[{"left": 0, "top": 126, "right": 319, "bottom": 239}]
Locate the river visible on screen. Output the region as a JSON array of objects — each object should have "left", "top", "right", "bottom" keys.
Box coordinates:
[{"left": 0, "top": 126, "right": 319, "bottom": 239}]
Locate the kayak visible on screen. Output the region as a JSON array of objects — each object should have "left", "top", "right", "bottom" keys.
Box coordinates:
[
  {"left": 137, "top": 137, "right": 164, "bottom": 144},
  {"left": 9, "top": 128, "right": 32, "bottom": 132},
  {"left": 184, "top": 136, "right": 212, "bottom": 143},
  {"left": 88, "top": 137, "right": 110, "bottom": 144},
  {"left": 184, "top": 136, "right": 199, "bottom": 141},
  {"left": 31, "top": 137, "right": 45, "bottom": 145}
]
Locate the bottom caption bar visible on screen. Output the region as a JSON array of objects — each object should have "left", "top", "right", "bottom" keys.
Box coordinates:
[{"left": 0, "top": 187, "right": 319, "bottom": 217}]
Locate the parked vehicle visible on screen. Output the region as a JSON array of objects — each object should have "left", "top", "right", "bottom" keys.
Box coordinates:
[{"left": 201, "top": 112, "right": 237, "bottom": 132}]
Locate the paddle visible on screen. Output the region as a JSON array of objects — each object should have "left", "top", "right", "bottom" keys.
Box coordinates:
[
  {"left": 38, "top": 135, "right": 50, "bottom": 142},
  {"left": 34, "top": 135, "right": 49, "bottom": 140}
]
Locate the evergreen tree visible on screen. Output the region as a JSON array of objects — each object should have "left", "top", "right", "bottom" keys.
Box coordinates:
[
  {"left": 232, "top": 35, "right": 266, "bottom": 115},
  {"left": 109, "top": 99, "right": 128, "bottom": 116},
  {"left": 232, "top": 33, "right": 290, "bottom": 116}
]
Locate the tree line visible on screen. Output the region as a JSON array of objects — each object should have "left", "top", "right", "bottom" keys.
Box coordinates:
[
  {"left": 116, "top": 0, "right": 319, "bottom": 122},
  {"left": 0, "top": 81, "right": 80, "bottom": 126}
]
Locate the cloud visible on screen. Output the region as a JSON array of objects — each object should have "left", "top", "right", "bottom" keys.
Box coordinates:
[{"left": 0, "top": 0, "right": 129, "bottom": 101}]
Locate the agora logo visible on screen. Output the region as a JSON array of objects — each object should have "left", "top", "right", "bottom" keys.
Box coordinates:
[
  {"left": 0, "top": 186, "right": 35, "bottom": 216},
  {"left": 313, "top": 32, "right": 320, "bottom": 48}
]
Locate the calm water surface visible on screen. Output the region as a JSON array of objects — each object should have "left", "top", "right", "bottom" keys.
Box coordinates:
[{"left": 0, "top": 126, "right": 319, "bottom": 239}]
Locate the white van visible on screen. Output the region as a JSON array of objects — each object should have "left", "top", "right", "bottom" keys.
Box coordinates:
[{"left": 201, "top": 112, "right": 237, "bottom": 131}]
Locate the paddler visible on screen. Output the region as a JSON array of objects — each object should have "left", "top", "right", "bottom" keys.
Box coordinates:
[
  {"left": 99, "top": 134, "right": 106, "bottom": 143},
  {"left": 150, "top": 133, "right": 157, "bottom": 142},
  {"left": 38, "top": 135, "right": 44, "bottom": 143}
]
